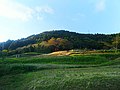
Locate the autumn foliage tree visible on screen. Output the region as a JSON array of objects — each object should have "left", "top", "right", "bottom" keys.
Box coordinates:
[{"left": 40, "top": 37, "right": 72, "bottom": 52}]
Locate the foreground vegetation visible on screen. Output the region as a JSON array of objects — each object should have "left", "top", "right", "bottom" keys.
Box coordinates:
[
  {"left": 0, "top": 52, "right": 120, "bottom": 90},
  {"left": 0, "top": 66, "right": 120, "bottom": 90}
]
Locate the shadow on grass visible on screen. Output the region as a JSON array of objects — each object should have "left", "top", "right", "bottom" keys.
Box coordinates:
[
  {"left": 0, "top": 63, "right": 99, "bottom": 77},
  {"left": 0, "top": 64, "right": 55, "bottom": 77}
]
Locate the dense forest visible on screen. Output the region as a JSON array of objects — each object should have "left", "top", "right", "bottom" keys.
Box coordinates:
[{"left": 0, "top": 30, "right": 120, "bottom": 55}]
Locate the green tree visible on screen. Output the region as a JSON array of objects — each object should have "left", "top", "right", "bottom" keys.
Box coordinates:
[
  {"left": 112, "top": 34, "right": 120, "bottom": 53},
  {"left": 0, "top": 50, "right": 8, "bottom": 60}
]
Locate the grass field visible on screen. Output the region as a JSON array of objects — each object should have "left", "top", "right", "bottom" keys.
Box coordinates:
[{"left": 0, "top": 53, "right": 120, "bottom": 90}]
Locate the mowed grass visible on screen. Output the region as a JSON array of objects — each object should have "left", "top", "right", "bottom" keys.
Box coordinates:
[
  {"left": 0, "top": 67, "right": 120, "bottom": 90},
  {"left": 0, "top": 53, "right": 120, "bottom": 90}
]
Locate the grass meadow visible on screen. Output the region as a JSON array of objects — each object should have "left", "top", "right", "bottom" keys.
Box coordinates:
[{"left": 0, "top": 53, "right": 120, "bottom": 90}]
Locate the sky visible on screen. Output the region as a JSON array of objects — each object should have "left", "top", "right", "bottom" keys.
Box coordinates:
[{"left": 0, "top": 0, "right": 120, "bottom": 42}]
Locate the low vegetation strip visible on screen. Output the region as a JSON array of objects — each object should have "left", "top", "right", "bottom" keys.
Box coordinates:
[
  {"left": 0, "top": 64, "right": 97, "bottom": 77},
  {"left": 0, "top": 55, "right": 109, "bottom": 65}
]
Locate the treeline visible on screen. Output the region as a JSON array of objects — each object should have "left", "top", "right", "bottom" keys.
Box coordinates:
[{"left": 0, "top": 30, "right": 120, "bottom": 55}]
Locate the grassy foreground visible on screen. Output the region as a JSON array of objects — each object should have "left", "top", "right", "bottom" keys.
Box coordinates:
[{"left": 0, "top": 53, "right": 120, "bottom": 90}]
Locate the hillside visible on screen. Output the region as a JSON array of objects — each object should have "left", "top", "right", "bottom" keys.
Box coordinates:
[
  {"left": 0, "top": 30, "right": 120, "bottom": 90},
  {"left": 0, "top": 30, "right": 119, "bottom": 55}
]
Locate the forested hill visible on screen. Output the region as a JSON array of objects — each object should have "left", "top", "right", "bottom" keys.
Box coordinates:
[{"left": 0, "top": 30, "right": 119, "bottom": 53}]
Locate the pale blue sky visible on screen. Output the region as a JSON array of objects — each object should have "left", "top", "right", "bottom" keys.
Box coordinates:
[{"left": 0, "top": 0, "right": 120, "bottom": 42}]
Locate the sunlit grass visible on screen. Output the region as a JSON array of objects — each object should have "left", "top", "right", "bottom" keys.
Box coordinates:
[{"left": 0, "top": 53, "right": 120, "bottom": 90}]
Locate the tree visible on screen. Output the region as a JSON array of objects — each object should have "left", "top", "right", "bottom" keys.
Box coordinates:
[
  {"left": 40, "top": 37, "right": 72, "bottom": 52},
  {"left": 0, "top": 50, "right": 8, "bottom": 60},
  {"left": 112, "top": 34, "right": 120, "bottom": 53}
]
